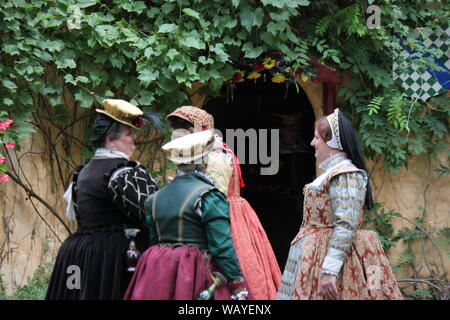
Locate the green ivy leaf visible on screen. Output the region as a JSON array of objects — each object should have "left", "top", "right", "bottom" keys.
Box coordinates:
[
  {"left": 267, "top": 21, "right": 286, "bottom": 36},
  {"left": 3, "top": 98, "right": 14, "bottom": 106},
  {"left": 210, "top": 43, "right": 230, "bottom": 62},
  {"left": 167, "top": 48, "right": 178, "bottom": 60},
  {"left": 64, "top": 74, "right": 76, "bottom": 85},
  {"left": 182, "top": 8, "right": 200, "bottom": 20},
  {"left": 242, "top": 42, "right": 264, "bottom": 59},
  {"left": 3, "top": 44, "right": 20, "bottom": 56},
  {"left": 146, "top": 7, "right": 159, "bottom": 18},
  {"left": 32, "top": 49, "right": 52, "bottom": 62},
  {"left": 331, "top": 55, "right": 341, "bottom": 64},
  {"left": 138, "top": 90, "right": 155, "bottom": 105},
  {"left": 262, "top": 0, "right": 309, "bottom": 8},
  {"left": 158, "top": 24, "right": 177, "bottom": 33},
  {"left": 138, "top": 68, "right": 159, "bottom": 86},
  {"left": 224, "top": 18, "right": 238, "bottom": 29},
  {"left": 75, "top": 89, "right": 95, "bottom": 108},
  {"left": 76, "top": 76, "right": 89, "bottom": 84},
  {"left": 223, "top": 36, "right": 241, "bottom": 46},
  {"left": 76, "top": 0, "right": 99, "bottom": 8},
  {"left": 2, "top": 79, "right": 18, "bottom": 90},
  {"left": 240, "top": 6, "right": 264, "bottom": 32},
  {"left": 104, "top": 90, "right": 114, "bottom": 97},
  {"left": 180, "top": 36, "right": 205, "bottom": 50},
  {"left": 167, "top": 60, "right": 184, "bottom": 72},
  {"left": 56, "top": 58, "right": 76, "bottom": 69},
  {"left": 198, "top": 56, "right": 214, "bottom": 65}
]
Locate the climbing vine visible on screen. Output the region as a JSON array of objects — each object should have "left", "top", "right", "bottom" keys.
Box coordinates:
[
  {"left": 363, "top": 203, "right": 449, "bottom": 300},
  {"left": 0, "top": 0, "right": 448, "bottom": 173},
  {"left": 0, "top": 0, "right": 449, "bottom": 299}
]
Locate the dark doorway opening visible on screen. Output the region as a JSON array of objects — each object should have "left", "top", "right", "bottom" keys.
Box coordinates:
[{"left": 204, "top": 81, "right": 316, "bottom": 270}]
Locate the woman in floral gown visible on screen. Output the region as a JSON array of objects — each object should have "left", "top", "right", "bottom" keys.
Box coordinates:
[{"left": 277, "top": 109, "right": 403, "bottom": 300}]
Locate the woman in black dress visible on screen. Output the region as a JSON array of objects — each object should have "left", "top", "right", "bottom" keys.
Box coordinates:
[{"left": 46, "top": 99, "right": 161, "bottom": 300}]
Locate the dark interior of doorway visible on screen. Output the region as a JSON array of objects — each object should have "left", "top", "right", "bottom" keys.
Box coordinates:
[{"left": 204, "top": 80, "right": 316, "bottom": 270}]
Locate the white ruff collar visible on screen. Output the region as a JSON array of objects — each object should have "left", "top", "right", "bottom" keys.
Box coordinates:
[
  {"left": 319, "top": 152, "right": 348, "bottom": 171},
  {"left": 94, "top": 148, "right": 129, "bottom": 160},
  {"left": 310, "top": 152, "right": 352, "bottom": 189}
]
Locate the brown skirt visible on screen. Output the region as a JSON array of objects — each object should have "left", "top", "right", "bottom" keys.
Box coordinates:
[{"left": 280, "top": 229, "right": 403, "bottom": 300}]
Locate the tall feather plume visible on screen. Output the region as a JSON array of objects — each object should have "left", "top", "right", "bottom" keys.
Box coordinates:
[{"left": 141, "top": 112, "right": 164, "bottom": 132}]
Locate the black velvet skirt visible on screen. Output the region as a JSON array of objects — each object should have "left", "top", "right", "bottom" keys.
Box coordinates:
[{"left": 46, "top": 228, "right": 148, "bottom": 300}]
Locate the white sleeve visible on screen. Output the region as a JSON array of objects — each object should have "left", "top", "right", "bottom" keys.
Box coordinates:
[{"left": 63, "top": 182, "right": 76, "bottom": 221}]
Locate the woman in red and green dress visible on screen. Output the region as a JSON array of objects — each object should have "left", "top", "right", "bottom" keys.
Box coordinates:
[{"left": 124, "top": 130, "right": 250, "bottom": 300}]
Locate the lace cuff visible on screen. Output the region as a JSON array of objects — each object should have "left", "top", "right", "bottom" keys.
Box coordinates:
[{"left": 321, "top": 250, "right": 344, "bottom": 275}]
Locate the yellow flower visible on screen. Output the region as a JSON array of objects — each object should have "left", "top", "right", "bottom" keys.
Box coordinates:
[
  {"left": 247, "top": 72, "right": 262, "bottom": 80},
  {"left": 300, "top": 74, "right": 309, "bottom": 82},
  {"left": 271, "top": 73, "right": 285, "bottom": 83},
  {"left": 263, "top": 58, "right": 276, "bottom": 69}
]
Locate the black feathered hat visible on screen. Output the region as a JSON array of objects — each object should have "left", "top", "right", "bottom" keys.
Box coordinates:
[{"left": 91, "top": 99, "right": 163, "bottom": 146}]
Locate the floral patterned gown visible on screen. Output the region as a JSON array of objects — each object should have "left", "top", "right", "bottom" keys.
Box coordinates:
[{"left": 276, "top": 153, "right": 403, "bottom": 300}]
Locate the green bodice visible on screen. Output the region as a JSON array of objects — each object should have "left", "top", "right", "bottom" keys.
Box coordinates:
[
  {"left": 144, "top": 172, "right": 243, "bottom": 281},
  {"left": 145, "top": 172, "right": 215, "bottom": 249}
]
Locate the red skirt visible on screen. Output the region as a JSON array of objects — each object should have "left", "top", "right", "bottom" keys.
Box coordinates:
[
  {"left": 124, "top": 245, "right": 234, "bottom": 300},
  {"left": 229, "top": 197, "right": 282, "bottom": 299}
]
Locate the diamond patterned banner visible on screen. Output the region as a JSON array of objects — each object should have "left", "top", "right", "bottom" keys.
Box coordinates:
[{"left": 393, "top": 26, "right": 450, "bottom": 102}]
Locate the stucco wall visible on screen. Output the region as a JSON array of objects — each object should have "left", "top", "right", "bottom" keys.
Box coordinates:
[
  {"left": 368, "top": 153, "right": 449, "bottom": 279},
  {"left": 1, "top": 81, "right": 448, "bottom": 295}
]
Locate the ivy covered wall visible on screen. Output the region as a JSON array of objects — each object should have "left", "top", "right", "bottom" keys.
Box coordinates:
[{"left": 0, "top": 0, "right": 448, "bottom": 299}]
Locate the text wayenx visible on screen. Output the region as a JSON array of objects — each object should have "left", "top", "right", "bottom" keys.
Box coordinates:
[{"left": 178, "top": 304, "right": 272, "bottom": 317}]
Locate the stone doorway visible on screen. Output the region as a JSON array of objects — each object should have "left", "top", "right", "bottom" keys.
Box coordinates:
[{"left": 204, "top": 80, "right": 316, "bottom": 270}]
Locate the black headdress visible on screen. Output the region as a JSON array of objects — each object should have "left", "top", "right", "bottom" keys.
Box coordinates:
[
  {"left": 91, "top": 113, "right": 116, "bottom": 147},
  {"left": 337, "top": 110, "right": 374, "bottom": 210}
]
